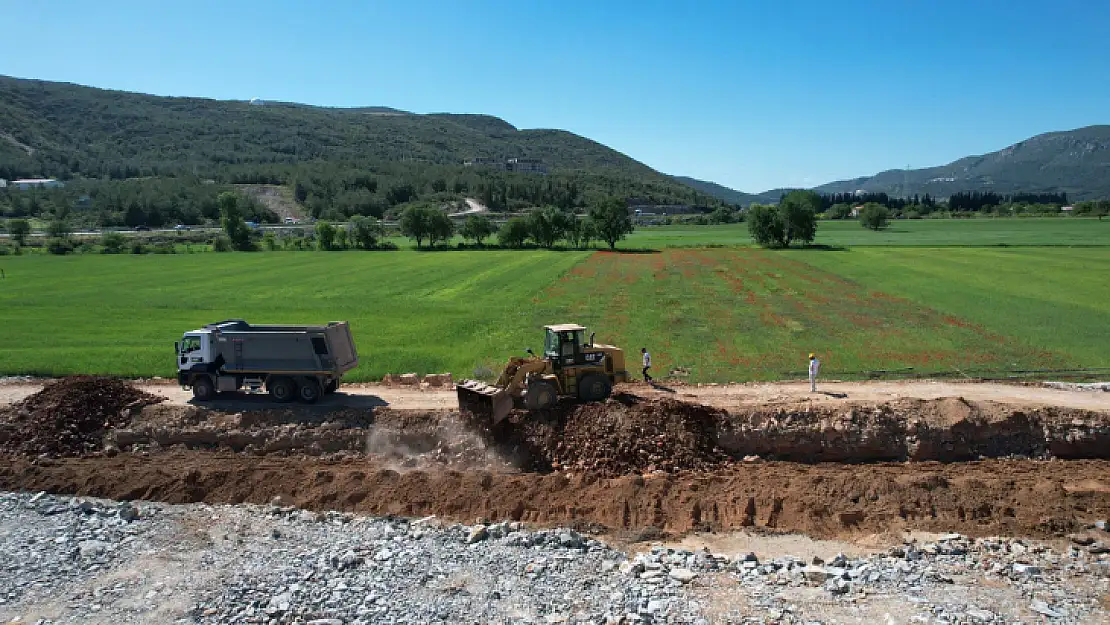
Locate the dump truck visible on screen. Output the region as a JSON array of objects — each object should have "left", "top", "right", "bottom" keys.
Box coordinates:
[
  {"left": 176, "top": 319, "right": 358, "bottom": 403},
  {"left": 456, "top": 323, "right": 628, "bottom": 424}
]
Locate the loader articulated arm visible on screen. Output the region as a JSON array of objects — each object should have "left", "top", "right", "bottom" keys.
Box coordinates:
[{"left": 456, "top": 356, "right": 548, "bottom": 424}]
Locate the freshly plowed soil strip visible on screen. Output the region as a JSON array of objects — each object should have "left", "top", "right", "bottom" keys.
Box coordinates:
[{"left": 4, "top": 452, "right": 1109, "bottom": 541}]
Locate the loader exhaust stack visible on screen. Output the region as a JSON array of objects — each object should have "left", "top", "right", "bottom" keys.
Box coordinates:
[{"left": 456, "top": 380, "right": 514, "bottom": 424}]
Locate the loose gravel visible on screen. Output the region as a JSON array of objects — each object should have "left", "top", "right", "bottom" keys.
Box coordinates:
[{"left": 1, "top": 492, "right": 1108, "bottom": 624}]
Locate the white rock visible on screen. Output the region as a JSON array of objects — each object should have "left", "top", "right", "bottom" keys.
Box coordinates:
[
  {"left": 667, "top": 568, "right": 697, "bottom": 583},
  {"left": 78, "top": 540, "right": 111, "bottom": 557},
  {"left": 966, "top": 608, "right": 995, "bottom": 621},
  {"left": 1030, "top": 600, "right": 1062, "bottom": 618},
  {"left": 801, "top": 566, "right": 830, "bottom": 583},
  {"left": 466, "top": 526, "right": 488, "bottom": 544}
]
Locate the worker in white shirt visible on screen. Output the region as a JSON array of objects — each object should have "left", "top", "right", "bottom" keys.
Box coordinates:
[
  {"left": 808, "top": 353, "right": 820, "bottom": 392},
  {"left": 641, "top": 347, "right": 652, "bottom": 383}
]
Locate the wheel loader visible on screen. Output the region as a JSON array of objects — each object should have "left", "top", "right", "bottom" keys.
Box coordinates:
[{"left": 456, "top": 324, "right": 629, "bottom": 424}]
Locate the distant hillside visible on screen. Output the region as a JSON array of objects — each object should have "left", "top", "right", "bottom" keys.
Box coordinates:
[
  {"left": 812, "top": 126, "right": 1110, "bottom": 201},
  {"left": 670, "top": 176, "right": 764, "bottom": 206},
  {"left": 0, "top": 75, "right": 704, "bottom": 205}
]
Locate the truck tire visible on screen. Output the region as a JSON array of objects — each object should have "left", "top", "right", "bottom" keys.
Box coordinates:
[
  {"left": 298, "top": 379, "right": 321, "bottom": 404},
  {"left": 577, "top": 373, "right": 611, "bottom": 402},
  {"left": 191, "top": 376, "right": 215, "bottom": 401},
  {"left": 268, "top": 377, "right": 296, "bottom": 403},
  {"left": 524, "top": 380, "right": 557, "bottom": 411}
]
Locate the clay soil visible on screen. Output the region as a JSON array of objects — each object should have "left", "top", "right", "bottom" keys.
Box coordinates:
[
  {"left": 3, "top": 377, "right": 1110, "bottom": 542},
  {"left": 3, "top": 453, "right": 1110, "bottom": 542}
]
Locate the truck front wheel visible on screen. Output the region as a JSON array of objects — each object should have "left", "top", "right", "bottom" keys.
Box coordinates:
[
  {"left": 269, "top": 377, "right": 296, "bottom": 403},
  {"left": 298, "top": 379, "right": 321, "bottom": 404},
  {"left": 191, "top": 376, "right": 215, "bottom": 402}
]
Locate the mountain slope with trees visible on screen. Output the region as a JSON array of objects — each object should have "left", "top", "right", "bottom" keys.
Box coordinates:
[
  {"left": 670, "top": 176, "right": 764, "bottom": 206},
  {"left": 811, "top": 126, "right": 1110, "bottom": 201},
  {"left": 0, "top": 75, "right": 723, "bottom": 227}
]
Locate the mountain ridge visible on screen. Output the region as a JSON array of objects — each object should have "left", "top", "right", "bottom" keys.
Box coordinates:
[
  {"left": 0, "top": 74, "right": 707, "bottom": 207},
  {"left": 683, "top": 125, "right": 1110, "bottom": 205}
]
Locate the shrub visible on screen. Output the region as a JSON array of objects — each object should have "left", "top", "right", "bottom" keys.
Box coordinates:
[
  {"left": 46, "top": 237, "right": 74, "bottom": 255},
  {"left": 101, "top": 232, "right": 127, "bottom": 254},
  {"left": 498, "top": 217, "right": 530, "bottom": 248},
  {"left": 859, "top": 202, "right": 890, "bottom": 230}
]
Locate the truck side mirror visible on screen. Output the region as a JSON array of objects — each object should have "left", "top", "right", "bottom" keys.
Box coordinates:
[{"left": 174, "top": 342, "right": 179, "bottom": 353}]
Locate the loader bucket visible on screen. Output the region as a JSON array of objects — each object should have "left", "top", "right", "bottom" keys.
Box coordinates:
[{"left": 456, "top": 379, "right": 513, "bottom": 424}]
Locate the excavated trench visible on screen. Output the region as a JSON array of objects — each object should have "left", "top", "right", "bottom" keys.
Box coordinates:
[
  {"left": 4, "top": 379, "right": 1110, "bottom": 539},
  {"left": 84, "top": 393, "right": 1110, "bottom": 471}
]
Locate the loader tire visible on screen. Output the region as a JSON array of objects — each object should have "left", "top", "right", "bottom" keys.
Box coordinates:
[
  {"left": 578, "top": 374, "right": 611, "bottom": 402},
  {"left": 297, "top": 379, "right": 322, "bottom": 404},
  {"left": 191, "top": 376, "right": 215, "bottom": 402},
  {"left": 524, "top": 380, "right": 558, "bottom": 411},
  {"left": 269, "top": 377, "right": 296, "bottom": 403}
]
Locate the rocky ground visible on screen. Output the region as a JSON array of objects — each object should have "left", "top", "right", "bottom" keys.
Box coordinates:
[{"left": 1, "top": 492, "right": 1108, "bottom": 624}]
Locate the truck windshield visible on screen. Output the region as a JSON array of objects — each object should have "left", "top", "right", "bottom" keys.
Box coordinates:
[{"left": 180, "top": 336, "right": 201, "bottom": 353}]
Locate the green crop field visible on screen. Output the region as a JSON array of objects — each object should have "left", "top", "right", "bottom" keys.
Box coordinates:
[
  {"left": 1, "top": 241, "right": 1106, "bottom": 382},
  {"left": 627, "top": 217, "right": 1109, "bottom": 249},
  {"left": 0, "top": 251, "right": 589, "bottom": 380}
]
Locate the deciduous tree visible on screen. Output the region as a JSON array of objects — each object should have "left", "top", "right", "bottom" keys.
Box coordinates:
[
  {"left": 498, "top": 217, "right": 530, "bottom": 248},
  {"left": 350, "top": 215, "right": 385, "bottom": 249},
  {"left": 588, "top": 197, "right": 634, "bottom": 250},
  {"left": 460, "top": 215, "right": 495, "bottom": 246},
  {"left": 219, "top": 192, "right": 253, "bottom": 251},
  {"left": 859, "top": 202, "right": 890, "bottom": 230}
]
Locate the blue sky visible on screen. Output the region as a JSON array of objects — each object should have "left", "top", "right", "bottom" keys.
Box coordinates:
[{"left": 2, "top": 0, "right": 1108, "bottom": 192}]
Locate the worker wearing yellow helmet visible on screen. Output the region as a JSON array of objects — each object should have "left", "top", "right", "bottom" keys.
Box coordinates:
[{"left": 808, "top": 353, "right": 820, "bottom": 392}]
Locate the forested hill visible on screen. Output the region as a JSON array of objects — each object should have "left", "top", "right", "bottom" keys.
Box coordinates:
[
  {"left": 0, "top": 75, "right": 706, "bottom": 209},
  {"left": 811, "top": 126, "right": 1110, "bottom": 202},
  {"left": 670, "top": 176, "right": 764, "bottom": 206}
]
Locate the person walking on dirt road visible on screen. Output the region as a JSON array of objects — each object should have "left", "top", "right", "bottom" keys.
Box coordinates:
[
  {"left": 641, "top": 348, "right": 653, "bottom": 383},
  {"left": 809, "top": 353, "right": 820, "bottom": 392}
]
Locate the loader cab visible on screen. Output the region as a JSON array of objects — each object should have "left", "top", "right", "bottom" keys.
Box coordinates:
[
  {"left": 543, "top": 323, "right": 594, "bottom": 368},
  {"left": 176, "top": 330, "right": 213, "bottom": 370}
]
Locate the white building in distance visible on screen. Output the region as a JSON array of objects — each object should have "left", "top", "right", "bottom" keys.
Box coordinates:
[{"left": 10, "top": 178, "right": 63, "bottom": 190}]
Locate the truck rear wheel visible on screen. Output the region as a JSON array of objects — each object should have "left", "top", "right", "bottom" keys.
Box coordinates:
[
  {"left": 191, "top": 376, "right": 215, "bottom": 402},
  {"left": 269, "top": 377, "right": 296, "bottom": 403},
  {"left": 298, "top": 379, "right": 321, "bottom": 404}
]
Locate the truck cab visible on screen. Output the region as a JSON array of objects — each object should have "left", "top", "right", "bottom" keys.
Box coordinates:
[{"left": 176, "top": 330, "right": 213, "bottom": 371}]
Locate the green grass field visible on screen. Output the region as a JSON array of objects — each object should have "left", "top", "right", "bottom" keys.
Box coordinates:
[
  {"left": 627, "top": 217, "right": 1110, "bottom": 249},
  {"left": 1, "top": 236, "right": 1106, "bottom": 381}
]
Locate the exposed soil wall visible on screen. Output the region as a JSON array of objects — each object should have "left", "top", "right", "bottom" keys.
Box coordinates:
[{"left": 3, "top": 453, "right": 1109, "bottom": 541}]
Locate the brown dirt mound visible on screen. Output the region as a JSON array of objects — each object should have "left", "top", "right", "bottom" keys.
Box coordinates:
[
  {"left": 500, "top": 393, "right": 730, "bottom": 477},
  {"left": 0, "top": 376, "right": 163, "bottom": 457}
]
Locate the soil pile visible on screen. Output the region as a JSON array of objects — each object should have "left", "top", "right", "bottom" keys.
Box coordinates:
[
  {"left": 0, "top": 376, "right": 163, "bottom": 457},
  {"left": 511, "top": 394, "right": 731, "bottom": 476}
]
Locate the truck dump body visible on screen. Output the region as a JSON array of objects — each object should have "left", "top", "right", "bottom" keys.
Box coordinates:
[{"left": 205, "top": 320, "right": 358, "bottom": 376}]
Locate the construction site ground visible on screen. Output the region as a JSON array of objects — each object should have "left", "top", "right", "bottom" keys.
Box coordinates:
[
  {"left": 2, "top": 377, "right": 1110, "bottom": 623},
  {"left": 2, "top": 377, "right": 1109, "bottom": 540}
]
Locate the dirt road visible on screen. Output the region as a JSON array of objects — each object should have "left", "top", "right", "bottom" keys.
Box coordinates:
[{"left": 2, "top": 378, "right": 1107, "bottom": 411}]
